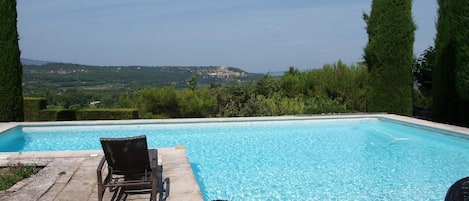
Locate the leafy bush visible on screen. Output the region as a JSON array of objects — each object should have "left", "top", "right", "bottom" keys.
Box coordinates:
[
  {"left": 176, "top": 88, "right": 217, "bottom": 118},
  {"left": 305, "top": 96, "right": 348, "bottom": 114},
  {"left": 0, "top": 163, "right": 39, "bottom": 191},
  {"left": 413, "top": 89, "right": 432, "bottom": 110},
  {"left": 120, "top": 87, "right": 178, "bottom": 118},
  {"left": 116, "top": 61, "right": 368, "bottom": 118}
]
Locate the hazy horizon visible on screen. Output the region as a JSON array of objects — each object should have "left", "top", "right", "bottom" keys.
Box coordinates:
[{"left": 17, "top": 0, "right": 437, "bottom": 73}]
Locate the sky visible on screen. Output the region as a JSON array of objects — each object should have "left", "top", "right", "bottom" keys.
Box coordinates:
[{"left": 17, "top": 0, "right": 438, "bottom": 73}]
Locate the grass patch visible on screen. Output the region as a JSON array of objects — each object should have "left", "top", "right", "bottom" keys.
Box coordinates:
[{"left": 0, "top": 163, "right": 41, "bottom": 191}]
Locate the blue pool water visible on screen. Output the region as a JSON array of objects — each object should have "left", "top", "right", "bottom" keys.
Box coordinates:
[{"left": 1, "top": 117, "right": 469, "bottom": 200}]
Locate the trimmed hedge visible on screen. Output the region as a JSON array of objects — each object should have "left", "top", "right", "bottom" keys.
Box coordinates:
[
  {"left": 38, "top": 109, "right": 76, "bottom": 121},
  {"left": 23, "top": 97, "right": 47, "bottom": 121},
  {"left": 37, "top": 108, "right": 139, "bottom": 121},
  {"left": 23, "top": 97, "right": 139, "bottom": 121},
  {"left": 76, "top": 108, "right": 139, "bottom": 120}
]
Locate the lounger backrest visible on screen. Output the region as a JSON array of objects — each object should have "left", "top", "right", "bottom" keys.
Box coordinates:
[
  {"left": 100, "top": 135, "right": 150, "bottom": 175},
  {"left": 445, "top": 176, "right": 469, "bottom": 201}
]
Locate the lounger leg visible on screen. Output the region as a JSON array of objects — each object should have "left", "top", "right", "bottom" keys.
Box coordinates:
[
  {"left": 98, "top": 184, "right": 104, "bottom": 201},
  {"left": 151, "top": 178, "right": 157, "bottom": 201},
  {"left": 158, "top": 165, "right": 165, "bottom": 201}
]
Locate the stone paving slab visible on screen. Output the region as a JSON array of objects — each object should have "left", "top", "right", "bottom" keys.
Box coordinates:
[{"left": 0, "top": 148, "right": 203, "bottom": 201}]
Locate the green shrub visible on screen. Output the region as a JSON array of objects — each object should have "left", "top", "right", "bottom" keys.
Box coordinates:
[
  {"left": 413, "top": 89, "right": 432, "bottom": 110},
  {"left": 305, "top": 96, "right": 348, "bottom": 114},
  {"left": 0, "top": 163, "right": 39, "bottom": 191},
  {"left": 176, "top": 88, "right": 217, "bottom": 118},
  {"left": 76, "top": 108, "right": 138, "bottom": 120},
  {"left": 120, "top": 87, "right": 178, "bottom": 118}
]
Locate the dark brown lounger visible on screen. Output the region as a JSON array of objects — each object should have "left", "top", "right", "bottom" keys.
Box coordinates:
[{"left": 97, "top": 135, "right": 161, "bottom": 201}]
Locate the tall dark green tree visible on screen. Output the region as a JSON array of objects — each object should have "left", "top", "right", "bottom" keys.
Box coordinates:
[
  {"left": 363, "top": 0, "right": 415, "bottom": 116},
  {"left": 433, "top": 0, "right": 469, "bottom": 125},
  {"left": 0, "top": 0, "right": 24, "bottom": 122}
]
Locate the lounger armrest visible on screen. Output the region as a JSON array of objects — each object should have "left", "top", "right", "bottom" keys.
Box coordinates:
[
  {"left": 148, "top": 149, "right": 158, "bottom": 170},
  {"left": 97, "top": 156, "right": 113, "bottom": 184},
  {"left": 97, "top": 156, "right": 107, "bottom": 185},
  {"left": 148, "top": 149, "right": 158, "bottom": 201},
  {"left": 97, "top": 156, "right": 106, "bottom": 172}
]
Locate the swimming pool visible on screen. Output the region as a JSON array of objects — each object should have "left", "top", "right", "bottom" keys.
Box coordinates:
[{"left": 1, "top": 115, "right": 469, "bottom": 200}]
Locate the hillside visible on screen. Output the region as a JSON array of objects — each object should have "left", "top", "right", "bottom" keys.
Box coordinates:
[{"left": 22, "top": 62, "right": 264, "bottom": 93}]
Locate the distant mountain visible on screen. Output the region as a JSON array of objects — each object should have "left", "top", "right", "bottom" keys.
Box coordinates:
[
  {"left": 22, "top": 62, "right": 265, "bottom": 93},
  {"left": 20, "top": 58, "right": 51, "bottom": 65}
]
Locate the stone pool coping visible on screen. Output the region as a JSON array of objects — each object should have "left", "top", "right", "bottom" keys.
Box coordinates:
[
  {"left": 1, "top": 114, "right": 469, "bottom": 136},
  {"left": 1, "top": 114, "right": 469, "bottom": 200}
]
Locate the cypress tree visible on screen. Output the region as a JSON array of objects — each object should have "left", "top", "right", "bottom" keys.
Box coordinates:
[
  {"left": 363, "top": 0, "right": 416, "bottom": 116},
  {"left": 0, "top": 0, "right": 24, "bottom": 122},
  {"left": 453, "top": 1, "right": 469, "bottom": 100},
  {"left": 456, "top": 1, "right": 469, "bottom": 125},
  {"left": 433, "top": 0, "right": 469, "bottom": 125}
]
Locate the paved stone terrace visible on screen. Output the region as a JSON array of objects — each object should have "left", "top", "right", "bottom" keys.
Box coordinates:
[{"left": 0, "top": 148, "right": 203, "bottom": 201}]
